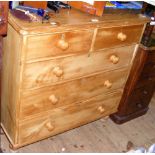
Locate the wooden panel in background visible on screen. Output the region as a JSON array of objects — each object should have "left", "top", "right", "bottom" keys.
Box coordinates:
[
  {"left": 68, "top": 1, "right": 106, "bottom": 16},
  {"left": 23, "top": 1, "right": 47, "bottom": 10}
]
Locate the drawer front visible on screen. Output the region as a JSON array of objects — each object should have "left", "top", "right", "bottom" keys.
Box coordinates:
[
  {"left": 20, "top": 68, "right": 128, "bottom": 119},
  {"left": 94, "top": 25, "right": 143, "bottom": 51},
  {"left": 141, "top": 62, "right": 155, "bottom": 78},
  {"left": 126, "top": 84, "right": 155, "bottom": 114},
  {"left": 18, "top": 91, "right": 122, "bottom": 145},
  {"left": 26, "top": 30, "right": 94, "bottom": 61},
  {"left": 22, "top": 45, "right": 135, "bottom": 89},
  {"left": 136, "top": 76, "right": 155, "bottom": 89},
  {"left": 147, "top": 50, "right": 155, "bottom": 63}
]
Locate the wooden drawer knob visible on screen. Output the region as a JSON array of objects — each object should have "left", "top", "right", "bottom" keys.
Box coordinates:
[
  {"left": 57, "top": 39, "right": 69, "bottom": 50},
  {"left": 53, "top": 66, "right": 63, "bottom": 77},
  {"left": 143, "top": 90, "right": 148, "bottom": 95},
  {"left": 49, "top": 94, "right": 58, "bottom": 104},
  {"left": 98, "top": 106, "right": 105, "bottom": 113},
  {"left": 104, "top": 80, "right": 112, "bottom": 88},
  {"left": 136, "top": 103, "right": 142, "bottom": 109},
  {"left": 148, "top": 77, "right": 153, "bottom": 81},
  {"left": 117, "top": 32, "right": 127, "bottom": 41},
  {"left": 45, "top": 122, "right": 54, "bottom": 131},
  {"left": 109, "top": 55, "right": 119, "bottom": 64}
]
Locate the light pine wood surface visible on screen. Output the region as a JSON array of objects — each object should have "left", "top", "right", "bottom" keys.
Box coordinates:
[
  {"left": 23, "top": 45, "right": 135, "bottom": 89},
  {"left": 1, "top": 93, "right": 155, "bottom": 153},
  {"left": 20, "top": 68, "right": 128, "bottom": 119}
]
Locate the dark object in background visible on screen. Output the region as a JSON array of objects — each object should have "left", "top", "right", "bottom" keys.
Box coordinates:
[
  {"left": 47, "top": 2, "right": 59, "bottom": 13},
  {"left": 53, "top": 1, "right": 71, "bottom": 9},
  {"left": 42, "top": 13, "right": 50, "bottom": 20},
  {"left": 0, "top": 148, "right": 3, "bottom": 153},
  {"left": 0, "top": 3, "right": 8, "bottom": 136},
  {"left": 37, "top": 8, "right": 45, "bottom": 17},
  {"left": 47, "top": 1, "right": 71, "bottom": 13},
  {"left": 10, "top": 9, "right": 31, "bottom": 22},
  {"left": 110, "top": 2, "right": 155, "bottom": 124},
  {"left": 141, "top": 2, "right": 155, "bottom": 47},
  {"left": 110, "top": 45, "right": 155, "bottom": 124}
]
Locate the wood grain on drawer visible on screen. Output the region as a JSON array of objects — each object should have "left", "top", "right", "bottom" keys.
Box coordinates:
[
  {"left": 18, "top": 91, "right": 122, "bottom": 145},
  {"left": 94, "top": 25, "right": 144, "bottom": 51},
  {"left": 22, "top": 45, "right": 136, "bottom": 89},
  {"left": 20, "top": 68, "right": 128, "bottom": 119},
  {"left": 26, "top": 30, "right": 94, "bottom": 60}
]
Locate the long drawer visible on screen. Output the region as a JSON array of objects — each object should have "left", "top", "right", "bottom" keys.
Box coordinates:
[
  {"left": 20, "top": 68, "right": 128, "bottom": 119},
  {"left": 25, "top": 29, "right": 94, "bottom": 61},
  {"left": 94, "top": 24, "right": 144, "bottom": 51},
  {"left": 22, "top": 45, "right": 136, "bottom": 89},
  {"left": 18, "top": 91, "right": 122, "bottom": 145}
]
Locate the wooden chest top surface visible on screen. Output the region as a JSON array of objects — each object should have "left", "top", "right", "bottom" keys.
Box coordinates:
[{"left": 8, "top": 9, "right": 150, "bottom": 35}]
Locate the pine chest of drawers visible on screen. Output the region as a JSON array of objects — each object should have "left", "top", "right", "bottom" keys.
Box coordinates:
[{"left": 1, "top": 9, "right": 149, "bottom": 149}]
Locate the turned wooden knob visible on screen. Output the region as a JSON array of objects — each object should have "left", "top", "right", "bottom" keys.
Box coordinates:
[
  {"left": 143, "top": 90, "right": 148, "bottom": 95},
  {"left": 45, "top": 122, "right": 54, "bottom": 131},
  {"left": 109, "top": 55, "right": 119, "bottom": 64},
  {"left": 53, "top": 66, "right": 63, "bottom": 77},
  {"left": 148, "top": 77, "right": 153, "bottom": 81},
  {"left": 104, "top": 80, "right": 112, "bottom": 88},
  {"left": 57, "top": 39, "right": 69, "bottom": 50},
  {"left": 136, "top": 103, "right": 142, "bottom": 108},
  {"left": 98, "top": 106, "right": 105, "bottom": 113},
  {"left": 117, "top": 32, "right": 127, "bottom": 41},
  {"left": 49, "top": 94, "right": 58, "bottom": 104}
]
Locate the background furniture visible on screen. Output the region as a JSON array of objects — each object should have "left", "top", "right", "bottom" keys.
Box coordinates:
[
  {"left": 110, "top": 2, "right": 155, "bottom": 124},
  {"left": 110, "top": 45, "right": 155, "bottom": 123},
  {"left": 68, "top": 1, "right": 106, "bottom": 16},
  {"left": 1, "top": 8, "right": 148, "bottom": 149},
  {"left": 22, "top": 1, "right": 105, "bottom": 16}
]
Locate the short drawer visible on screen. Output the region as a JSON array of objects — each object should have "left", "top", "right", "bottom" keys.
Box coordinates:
[
  {"left": 22, "top": 45, "right": 135, "bottom": 89},
  {"left": 94, "top": 24, "right": 144, "bottom": 51},
  {"left": 26, "top": 29, "right": 94, "bottom": 61},
  {"left": 136, "top": 75, "right": 155, "bottom": 88},
  {"left": 147, "top": 50, "right": 155, "bottom": 63},
  {"left": 141, "top": 62, "right": 155, "bottom": 78},
  {"left": 126, "top": 84, "right": 155, "bottom": 114},
  {"left": 20, "top": 68, "right": 128, "bottom": 119},
  {"left": 18, "top": 91, "right": 122, "bottom": 145}
]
